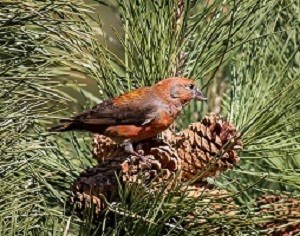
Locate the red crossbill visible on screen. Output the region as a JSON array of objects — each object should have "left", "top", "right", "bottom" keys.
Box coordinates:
[{"left": 50, "top": 77, "right": 207, "bottom": 161}]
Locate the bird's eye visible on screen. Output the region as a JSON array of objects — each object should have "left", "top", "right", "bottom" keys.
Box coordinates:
[{"left": 189, "top": 84, "right": 195, "bottom": 90}]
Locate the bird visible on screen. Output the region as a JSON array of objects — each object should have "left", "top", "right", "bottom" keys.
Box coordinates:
[{"left": 50, "top": 77, "right": 207, "bottom": 163}]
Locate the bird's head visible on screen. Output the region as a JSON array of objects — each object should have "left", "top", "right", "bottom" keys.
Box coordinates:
[{"left": 154, "top": 77, "right": 207, "bottom": 106}]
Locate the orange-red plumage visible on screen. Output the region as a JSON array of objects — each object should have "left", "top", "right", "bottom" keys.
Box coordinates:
[
  {"left": 105, "top": 107, "right": 178, "bottom": 142},
  {"left": 50, "top": 77, "right": 207, "bottom": 145}
]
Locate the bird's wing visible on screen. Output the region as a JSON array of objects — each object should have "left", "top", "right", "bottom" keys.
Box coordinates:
[{"left": 72, "top": 88, "right": 160, "bottom": 126}]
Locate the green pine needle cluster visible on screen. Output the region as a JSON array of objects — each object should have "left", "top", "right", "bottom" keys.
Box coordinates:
[{"left": 1, "top": 0, "right": 299, "bottom": 235}]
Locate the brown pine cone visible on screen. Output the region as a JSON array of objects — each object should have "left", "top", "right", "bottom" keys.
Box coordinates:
[
  {"left": 92, "top": 135, "right": 122, "bottom": 163},
  {"left": 68, "top": 157, "right": 124, "bottom": 217},
  {"left": 177, "top": 113, "right": 242, "bottom": 180},
  {"left": 70, "top": 140, "right": 180, "bottom": 216},
  {"left": 179, "top": 186, "right": 238, "bottom": 234},
  {"left": 256, "top": 194, "right": 300, "bottom": 235}
]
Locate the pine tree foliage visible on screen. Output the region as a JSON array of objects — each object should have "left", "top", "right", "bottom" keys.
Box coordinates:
[
  {"left": 0, "top": 1, "right": 95, "bottom": 234},
  {"left": 0, "top": 0, "right": 299, "bottom": 235},
  {"left": 220, "top": 0, "right": 300, "bottom": 196}
]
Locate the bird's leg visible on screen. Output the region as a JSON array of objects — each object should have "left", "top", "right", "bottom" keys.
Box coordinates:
[{"left": 121, "top": 139, "right": 151, "bottom": 168}]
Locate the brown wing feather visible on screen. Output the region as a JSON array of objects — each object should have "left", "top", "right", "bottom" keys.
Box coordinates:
[
  {"left": 74, "top": 98, "right": 158, "bottom": 125},
  {"left": 50, "top": 86, "right": 163, "bottom": 133},
  {"left": 77, "top": 86, "right": 158, "bottom": 122}
]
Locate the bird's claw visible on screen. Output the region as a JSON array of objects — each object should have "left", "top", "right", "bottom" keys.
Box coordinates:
[{"left": 122, "top": 139, "right": 151, "bottom": 169}]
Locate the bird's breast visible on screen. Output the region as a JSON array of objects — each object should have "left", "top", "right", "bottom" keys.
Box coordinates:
[{"left": 152, "top": 108, "right": 180, "bottom": 128}]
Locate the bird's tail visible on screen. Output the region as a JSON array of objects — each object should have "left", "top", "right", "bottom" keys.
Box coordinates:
[{"left": 49, "top": 119, "right": 80, "bottom": 132}]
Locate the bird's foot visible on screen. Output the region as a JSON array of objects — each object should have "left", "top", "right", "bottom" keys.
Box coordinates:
[{"left": 121, "top": 139, "right": 152, "bottom": 169}]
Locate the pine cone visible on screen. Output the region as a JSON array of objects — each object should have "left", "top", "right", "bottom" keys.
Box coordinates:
[
  {"left": 183, "top": 186, "right": 237, "bottom": 234},
  {"left": 256, "top": 194, "right": 300, "bottom": 235},
  {"left": 177, "top": 113, "right": 242, "bottom": 180},
  {"left": 68, "top": 157, "right": 124, "bottom": 217},
  {"left": 70, "top": 140, "right": 180, "bottom": 215},
  {"left": 70, "top": 113, "right": 242, "bottom": 216},
  {"left": 92, "top": 135, "right": 122, "bottom": 163}
]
